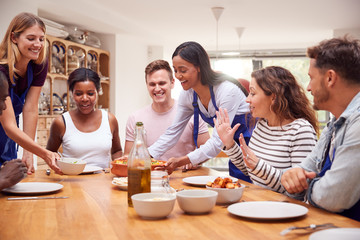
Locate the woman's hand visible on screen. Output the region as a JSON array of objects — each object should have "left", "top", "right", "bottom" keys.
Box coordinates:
[
  {"left": 21, "top": 150, "right": 35, "bottom": 175},
  {"left": 182, "top": 162, "right": 200, "bottom": 172},
  {"left": 214, "top": 108, "right": 239, "bottom": 149},
  {"left": 165, "top": 156, "right": 191, "bottom": 174},
  {"left": 239, "top": 133, "right": 258, "bottom": 170},
  {"left": 43, "top": 150, "right": 63, "bottom": 175}
]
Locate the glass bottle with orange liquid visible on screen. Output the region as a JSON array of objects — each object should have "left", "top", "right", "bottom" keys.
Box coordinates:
[{"left": 127, "top": 122, "right": 151, "bottom": 207}]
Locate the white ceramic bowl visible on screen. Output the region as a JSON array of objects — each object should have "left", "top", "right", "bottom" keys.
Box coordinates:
[
  {"left": 176, "top": 189, "right": 218, "bottom": 214},
  {"left": 57, "top": 157, "right": 86, "bottom": 175},
  {"left": 206, "top": 185, "right": 245, "bottom": 204},
  {"left": 131, "top": 192, "right": 176, "bottom": 219}
]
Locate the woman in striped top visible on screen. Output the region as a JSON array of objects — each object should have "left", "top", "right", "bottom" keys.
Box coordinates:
[{"left": 216, "top": 66, "right": 318, "bottom": 193}]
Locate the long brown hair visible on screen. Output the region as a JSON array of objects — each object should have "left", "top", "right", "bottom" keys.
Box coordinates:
[
  {"left": 251, "top": 66, "right": 319, "bottom": 135},
  {"left": 0, "top": 12, "right": 47, "bottom": 85}
]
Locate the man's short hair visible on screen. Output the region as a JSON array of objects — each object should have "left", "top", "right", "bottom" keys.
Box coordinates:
[
  {"left": 307, "top": 36, "right": 360, "bottom": 85},
  {"left": 145, "top": 60, "right": 173, "bottom": 81}
]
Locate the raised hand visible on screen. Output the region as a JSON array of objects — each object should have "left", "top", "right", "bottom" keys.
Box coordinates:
[
  {"left": 214, "top": 108, "right": 240, "bottom": 149},
  {"left": 239, "top": 133, "right": 258, "bottom": 170}
]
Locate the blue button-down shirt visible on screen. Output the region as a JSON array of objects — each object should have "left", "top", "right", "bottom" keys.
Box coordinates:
[{"left": 286, "top": 91, "right": 360, "bottom": 214}]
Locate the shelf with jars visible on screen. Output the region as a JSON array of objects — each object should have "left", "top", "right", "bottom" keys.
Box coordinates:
[
  {"left": 42, "top": 35, "right": 110, "bottom": 115},
  {"left": 36, "top": 35, "right": 110, "bottom": 168}
]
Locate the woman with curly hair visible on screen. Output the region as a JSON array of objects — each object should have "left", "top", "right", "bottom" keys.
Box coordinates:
[{"left": 216, "top": 66, "right": 318, "bottom": 193}]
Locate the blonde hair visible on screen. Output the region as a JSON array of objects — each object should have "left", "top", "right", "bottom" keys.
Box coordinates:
[{"left": 0, "top": 12, "right": 47, "bottom": 85}]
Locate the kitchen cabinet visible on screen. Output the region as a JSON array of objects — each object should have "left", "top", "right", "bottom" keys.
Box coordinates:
[{"left": 36, "top": 35, "right": 110, "bottom": 168}]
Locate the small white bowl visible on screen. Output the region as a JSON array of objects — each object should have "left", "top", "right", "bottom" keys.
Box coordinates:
[
  {"left": 176, "top": 189, "right": 218, "bottom": 214},
  {"left": 131, "top": 192, "right": 176, "bottom": 219},
  {"left": 206, "top": 185, "right": 245, "bottom": 204},
  {"left": 57, "top": 157, "right": 86, "bottom": 175}
]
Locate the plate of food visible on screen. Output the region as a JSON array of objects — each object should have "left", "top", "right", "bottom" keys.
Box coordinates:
[
  {"left": 112, "top": 177, "right": 128, "bottom": 190},
  {"left": 182, "top": 176, "right": 238, "bottom": 186}
]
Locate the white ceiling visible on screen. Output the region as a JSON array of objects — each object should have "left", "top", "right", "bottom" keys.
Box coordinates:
[{"left": 38, "top": 0, "right": 360, "bottom": 51}]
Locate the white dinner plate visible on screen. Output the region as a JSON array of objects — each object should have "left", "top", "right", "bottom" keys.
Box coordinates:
[
  {"left": 2, "top": 182, "right": 63, "bottom": 195},
  {"left": 309, "top": 228, "right": 360, "bottom": 240},
  {"left": 82, "top": 165, "right": 103, "bottom": 174},
  {"left": 227, "top": 201, "right": 308, "bottom": 220},
  {"left": 182, "top": 176, "right": 238, "bottom": 186}
]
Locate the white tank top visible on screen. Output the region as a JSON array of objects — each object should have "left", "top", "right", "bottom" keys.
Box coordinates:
[{"left": 62, "top": 109, "right": 112, "bottom": 169}]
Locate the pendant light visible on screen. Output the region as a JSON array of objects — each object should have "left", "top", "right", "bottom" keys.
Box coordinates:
[
  {"left": 211, "top": 7, "right": 224, "bottom": 58},
  {"left": 236, "top": 27, "right": 245, "bottom": 57}
]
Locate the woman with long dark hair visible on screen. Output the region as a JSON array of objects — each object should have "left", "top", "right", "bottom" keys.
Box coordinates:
[{"left": 148, "top": 41, "right": 253, "bottom": 181}]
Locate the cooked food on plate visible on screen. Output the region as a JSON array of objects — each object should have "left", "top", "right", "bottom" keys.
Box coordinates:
[{"left": 206, "top": 177, "right": 242, "bottom": 189}]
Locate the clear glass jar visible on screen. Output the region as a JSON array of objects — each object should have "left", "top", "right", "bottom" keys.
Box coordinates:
[{"left": 151, "top": 170, "right": 174, "bottom": 194}]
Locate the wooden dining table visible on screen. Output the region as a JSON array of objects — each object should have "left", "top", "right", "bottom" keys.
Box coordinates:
[{"left": 0, "top": 166, "right": 359, "bottom": 240}]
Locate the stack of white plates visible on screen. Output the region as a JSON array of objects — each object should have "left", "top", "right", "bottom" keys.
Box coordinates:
[{"left": 41, "top": 17, "right": 69, "bottom": 39}]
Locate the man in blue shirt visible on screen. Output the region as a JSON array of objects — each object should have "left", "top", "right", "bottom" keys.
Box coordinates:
[{"left": 281, "top": 36, "right": 360, "bottom": 221}]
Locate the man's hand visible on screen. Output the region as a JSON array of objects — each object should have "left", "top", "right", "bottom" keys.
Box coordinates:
[
  {"left": 0, "top": 159, "right": 27, "bottom": 190},
  {"left": 281, "top": 168, "right": 316, "bottom": 194}
]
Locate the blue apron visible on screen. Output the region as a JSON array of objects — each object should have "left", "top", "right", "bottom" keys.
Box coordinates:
[
  {"left": 319, "top": 144, "right": 360, "bottom": 221},
  {"left": 0, "top": 62, "right": 34, "bottom": 166},
  {"left": 192, "top": 86, "right": 253, "bottom": 182}
]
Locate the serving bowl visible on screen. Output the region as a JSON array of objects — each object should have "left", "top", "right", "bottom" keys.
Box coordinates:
[
  {"left": 111, "top": 160, "right": 127, "bottom": 177},
  {"left": 176, "top": 189, "right": 218, "bottom": 214},
  {"left": 57, "top": 157, "right": 86, "bottom": 175},
  {"left": 206, "top": 185, "right": 245, "bottom": 204},
  {"left": 131, "top": 192, "right": 176, "bottom": 219}
]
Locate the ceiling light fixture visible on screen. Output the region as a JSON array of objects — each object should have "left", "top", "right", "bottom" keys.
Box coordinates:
[
  {"left": 211, "top": 7, "right": 224, "bottom": 58},
  {"left": 235, "top": 27, "right": 245, "bottom": 57}
]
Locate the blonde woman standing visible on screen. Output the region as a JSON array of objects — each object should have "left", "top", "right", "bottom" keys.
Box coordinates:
[{"left": 0, "top": 12, "right": 61, "bottom": 174}]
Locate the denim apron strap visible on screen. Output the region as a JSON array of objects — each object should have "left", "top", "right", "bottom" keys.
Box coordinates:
[
  {"left": 0, "top": 62, "right": 34, "bottom": 165},
  {"left": 192, "top": 86, "right": 252, "bottom": 183},
  {"left": 192, "top": 86, "right": 218, "bottom": 147},
  {"left": 319, "top": 143, "right": 360, "bottom": 221},
  {"left": 192, "top": 91, "right": 200, "bottom": 148}
]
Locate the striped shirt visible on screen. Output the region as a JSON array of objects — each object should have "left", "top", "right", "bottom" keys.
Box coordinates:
[{"left": 224, "top": 118, "right": 317, "bottom": 193}]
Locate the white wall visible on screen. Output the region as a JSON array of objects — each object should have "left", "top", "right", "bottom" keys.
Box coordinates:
[
  {"left": 113, "top": 34, "right": 153, "bottom": 147},
  {"left": 0, "top": 0, "right": 38, "bottom": 37}
]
